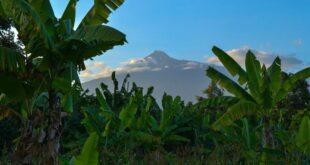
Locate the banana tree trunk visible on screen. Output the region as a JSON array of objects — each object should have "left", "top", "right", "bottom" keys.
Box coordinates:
[
  {"left": 262, "top": 116, "right": 274, "bottom": 149},
  {"left": 46, "top": 90, "right": 62, "bottom": 164},
  {"left": 13, "top": 91, "right": 61, "bottom": 165},
  {"left": 261, "top": 116, "right": 275, "bottom": 162}
]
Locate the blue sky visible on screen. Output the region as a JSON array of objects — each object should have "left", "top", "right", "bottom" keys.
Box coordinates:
[{"left": 51, "top": 0, "right": 310, "bottom": 69}]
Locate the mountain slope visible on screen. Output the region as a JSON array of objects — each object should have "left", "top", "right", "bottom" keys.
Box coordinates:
[{"left": 82, "top": 51, "right": 227, "bottom": 103}]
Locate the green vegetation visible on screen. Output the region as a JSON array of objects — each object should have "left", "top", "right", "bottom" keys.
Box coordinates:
[
  {"left": 0, "top": 0, "right": 125, "bottom": 163},
  {"left": 0, "top": 0, "right": 310, "bottom": 164}
]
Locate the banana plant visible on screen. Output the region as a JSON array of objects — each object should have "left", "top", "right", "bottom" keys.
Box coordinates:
[
  {"left": 295, "top": 116, "right": 310, "bottom": 154},
  {"left": 0, "top": 0, "right": 126, "bottom": 163},
  {"left": 205, "top": 46, "right": 310, "bottom": 150},
  {"left": 82, "top": 73, "right": 157, "bottom": 146},
  {"left": 151, "top": 94, "right": 191, "bottom": 144},
  {"left": 82, "top": 73, "right": 191, "bottom": 152}
]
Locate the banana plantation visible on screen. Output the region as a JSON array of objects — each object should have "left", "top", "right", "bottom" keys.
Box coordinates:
[{"left": 0, "top": 0, "right": 310, "bottom": 164}]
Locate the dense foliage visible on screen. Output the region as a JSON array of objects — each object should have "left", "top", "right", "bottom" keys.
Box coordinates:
[
  {"left": 2, "top": 68, "right": 310, "bottom": 164},
  {"left": 0, "top": 0, "right": 310, "bottom": 164},
  {"left": 0, "top": 0, "right": 125, "bottom": 163}
]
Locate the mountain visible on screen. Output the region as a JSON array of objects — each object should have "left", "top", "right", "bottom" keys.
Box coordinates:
[{"left": 82, "top": 51, "right": 228, "bottom": 103}]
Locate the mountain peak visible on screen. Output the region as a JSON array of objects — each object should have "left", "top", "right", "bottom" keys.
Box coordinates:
[
  {"left": 146, "top": 50, "right": 171, "bottom": 60},
  {"left": 143, "top": 50, "right": 178, "bottom": 67}
]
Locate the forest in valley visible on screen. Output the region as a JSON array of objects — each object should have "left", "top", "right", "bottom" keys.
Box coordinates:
[{"left": 0, "top": 0, "right": 309, "bottom": 164}]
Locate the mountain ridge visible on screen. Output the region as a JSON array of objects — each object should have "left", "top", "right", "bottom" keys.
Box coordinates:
[{"left": 82, "top": 51, "right": 227, "bottom": 103}]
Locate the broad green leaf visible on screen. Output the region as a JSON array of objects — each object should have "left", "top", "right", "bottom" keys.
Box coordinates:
[
  {"left": 121, "top": 74, "right": 130, "bottom": 92},
  {"left": 0, "top": 2, "right": 5, "bottom": 17},
  {"left": 160, "top": 95, "right": 183, "bottom": 130},
  {"left": 150, "top": 116, "right": 159, "bottom": 131},
  {"left": 61, "top": 0, "right": 78, "bottom": 26},
  {"left": 137, "top": 97, "right": 153, "bottom": 130},
  {"left": 69, "top": 63, "right": 81, "bottom": 85},
  {"left": 212, "top": 46, "right": 248, "bottom": 84},
  {"left": 206, "top": 67, "right": 255, "bottom": 102},
  {"left": 60, "top": 19, "right": 74, "bottom": 37},
  {"left": 260, "top": 66, "right": 273, "bottom": 109},
  {"left": 283, "top": 67, "right": 310, "bottom": 91},
  {"left": 276, "top": 67, "right": 310, "bottom": 101},
  {"left": 102, "top": 120, "right": 112, "bottom": 137},
  {"left": 132, "top": 131, "right": 158, "bottom": 144},
  {"left": 74, "top": 132, "right": 99, "bottom": 165},
  {"left": 119, "top": 98, "right": 138, "bottom": 131},
  {"left": 82, "top": 107, "right": 105, "bottom": 134},
  {"left": 146, "top": 86, "right": 154, "bottom": 96},
  {"left": 95, "top": 88, "right": 111, "bottom": 111},
  {"left": 52, "top": 77, "right": 72, "bottom": 93},
  {"left": 245, "top": 51, "right": 262, "bottom": 101},
  {"left": 71, "top": 25, "right": 126, "bottom": 44},
  {"left": 195, "top": 96, "right": 239, "bottom": 109},
  {"left": 1, "top": 0, "right": 53, "bottom": 49},
  {"left": 62, "top": 94, "right": 73, "bottom": 113},
  {"left": 27, "top": 0, "right": 56, "bottom": 23},
  {"left": 241, "top": 118, "right": 253, "bottom": 149},
  {"left": 212, "top": 100, "right": 259, "bottom": 130},
  {"left": 295, "top": 116, "right": 310, "bottom": 154},
  {"left": 111, "top": 71, "right": 118, "bottom": 92},
  {"left": 267, "top": 57, "right": 282, "bottom": 95},
  {"left": 0, "top": 46, "right": 25, "bottom": 72},
  {"left": 68, "top": 25, "right": 126, "bottom": 60},
  {"left": 162, "top": 124, "right": 178, "bottom": 136},
  {"left": 27, "top": 0, "right": 57, "bottom": 38},
  {"left": 78, "top": 0, "right": 125, "bottom": 28}
]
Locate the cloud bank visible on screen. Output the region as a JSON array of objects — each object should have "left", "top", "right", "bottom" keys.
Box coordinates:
[
  {"left": 81, "top": 48, "right": 304, "bottom": 82},
  {"left": 80, "top": 58, "right": 155, "bottom": 82},
  {"left": 79, "top": 61, "right": 112, "bottom": 82}
]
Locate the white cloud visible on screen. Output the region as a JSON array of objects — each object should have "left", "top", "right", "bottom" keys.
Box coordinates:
[
  {"left": 79, "top": 61, "right": 112, "bottom": 82},
  {"left": 79, "top": 58, "right": 157, "bottom": 82},
  {"left": 115, "top": 58, "right": 152, "bottom": 73},
  {"left": 206, "top": 46, "right": 302, "bottom": 70}
]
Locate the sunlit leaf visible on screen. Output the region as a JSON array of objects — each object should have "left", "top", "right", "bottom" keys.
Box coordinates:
[{"left": 74, "top": 132, "right": 99, "bottom": 165}]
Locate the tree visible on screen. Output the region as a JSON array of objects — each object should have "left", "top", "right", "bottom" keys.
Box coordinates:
[
  {"left": 0, "top": 19, "right": 23, "bottom": 53},
  {"left": 278, "top": 72, "right": 310, "bottom": 110},
  {"left": 0, "top": 0, "right": 126, "bottom": 164},
  {"left": 0, "top": 16, "right": 23, "bottom": 157},
  {"left": 205, "top": 46, "right": 310, "bottom": 151},
  {"left": 196, "top": 81, "right": 224, "bottom": 101},
  {"left": 196, "top": 81, "right": 225, "bottom": 123}
]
